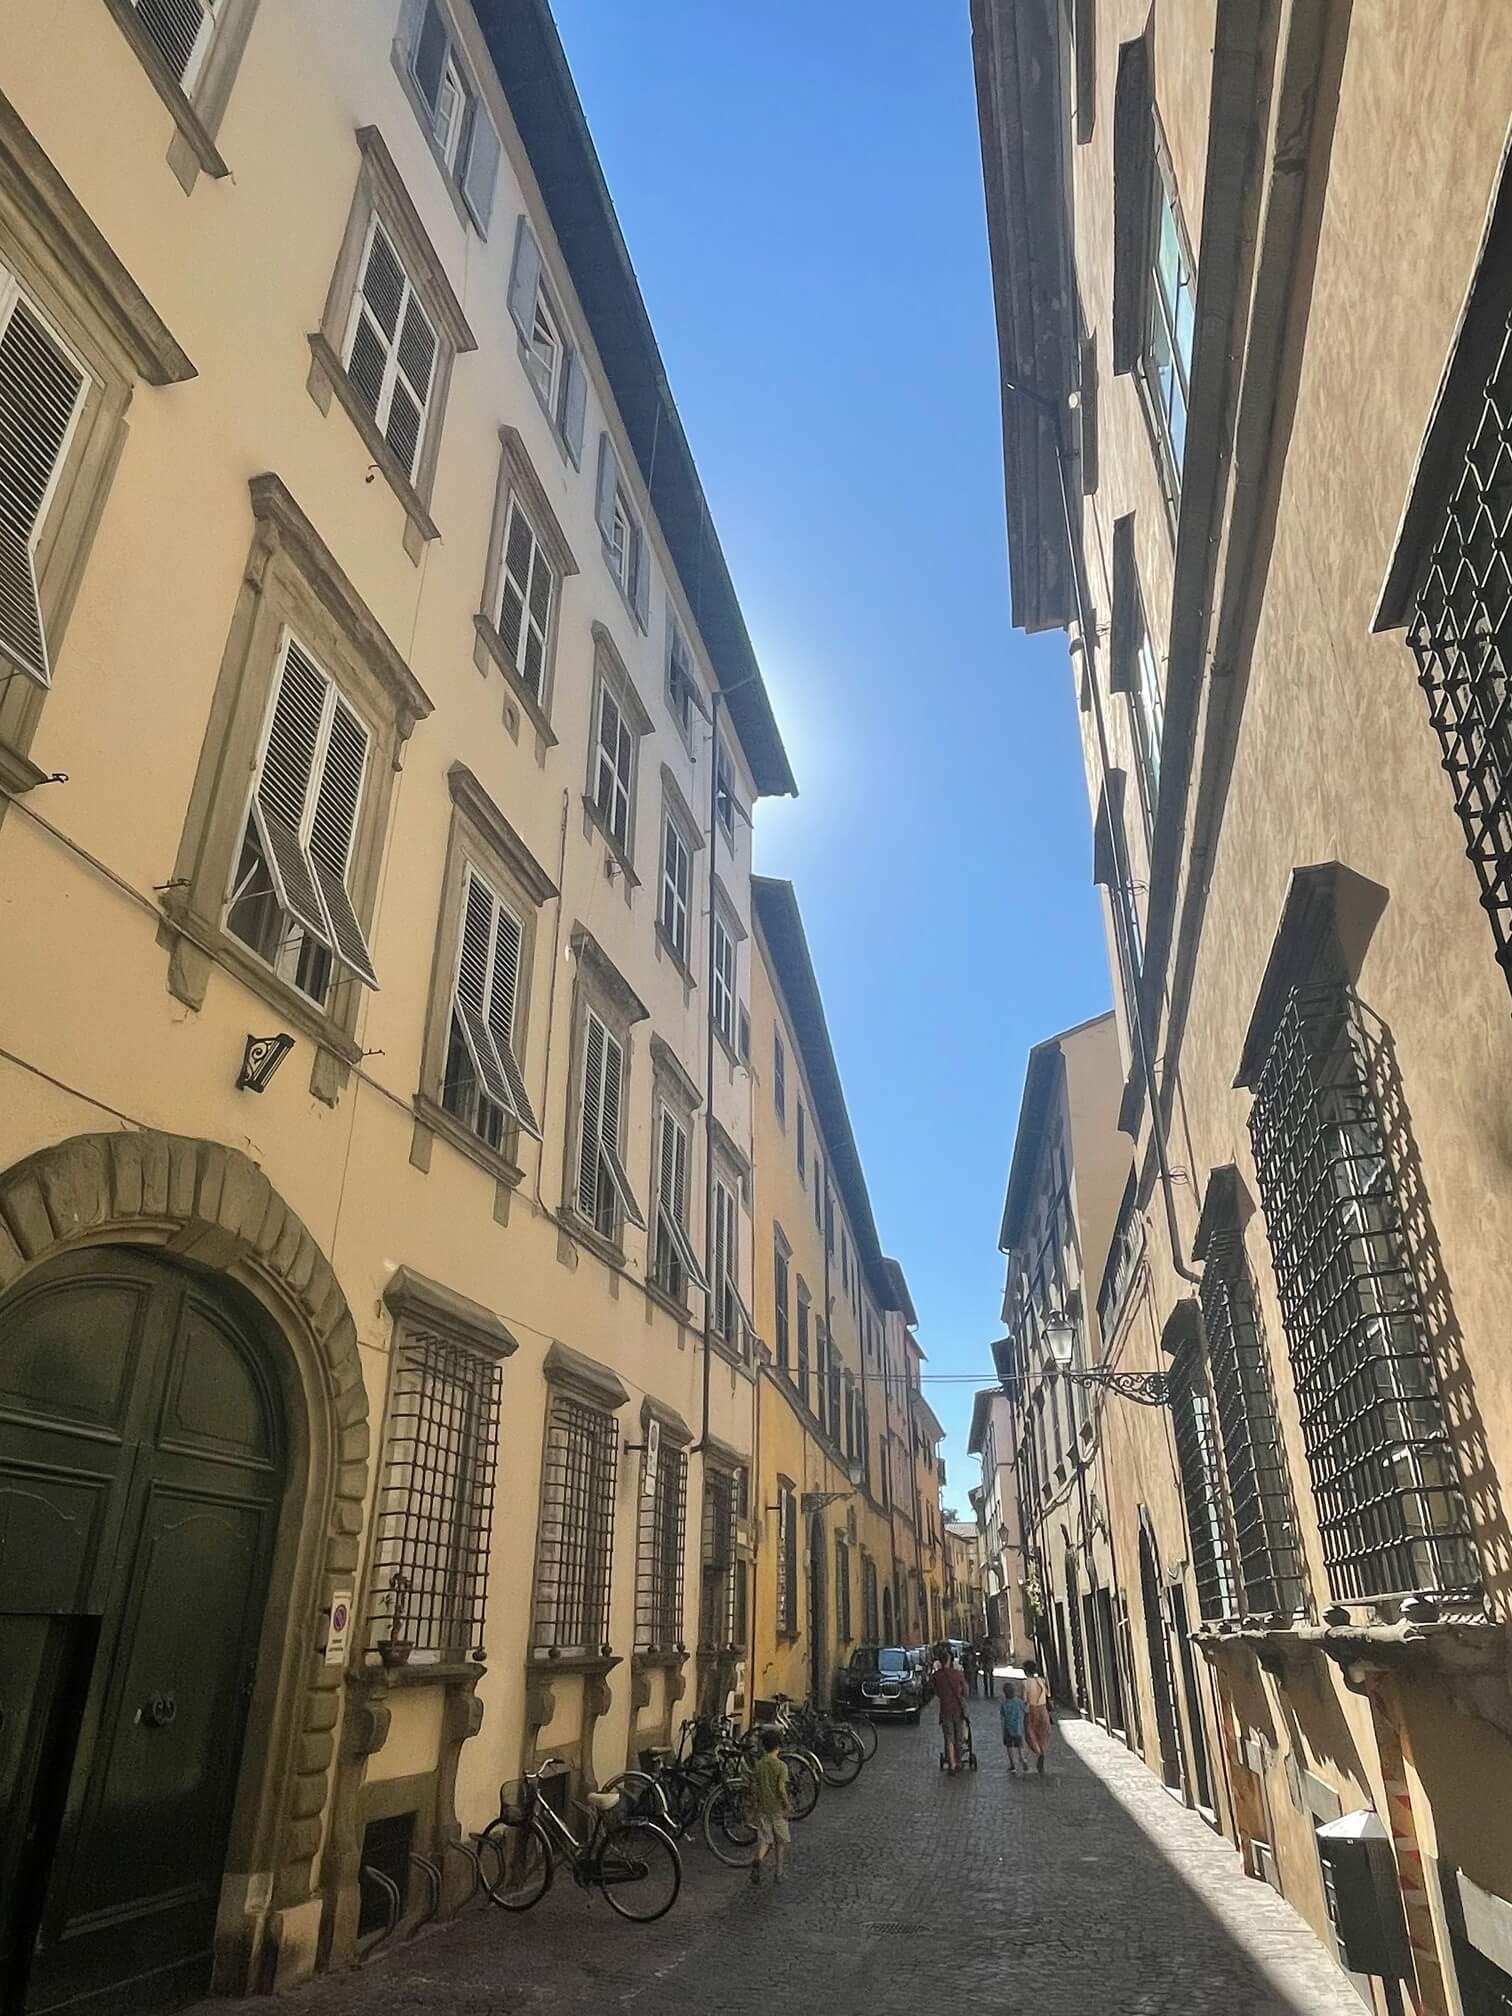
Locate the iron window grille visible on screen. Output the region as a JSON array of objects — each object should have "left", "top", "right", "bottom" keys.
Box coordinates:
[
  {"left": 775, "top": 1482, "right": 798, "bottom": 1636},
  {"left": 1199, "top": 1225, "right": 1305, "bottom": 1617},
  {"left": 532, "top": 1392, "right": 618, "bottom": 1651},
  {"left": 861, "top": 1555, "right": 880, "bottom": 1643},
  {"left": 700, "top": 1464, "right": 745, "bottom": 1647},
  {"left": 369, "top": 1331, "right": 501, "bottom": 1659},
  {"left": 1248, "top": 983, "right": 1479, "bottom": 1605},
  {"left": 835, "top": 1533, "right": 852, "bottom": 1643},
  {"left": 635, "top": 1443, "right": 687, "bottom": 1652},
  {"left": 1168, "top": 1343, "right": 1239, "bottom": 1623},
  {"left": 1407, "top": 310, "right": 1512, "bottom": 999}
]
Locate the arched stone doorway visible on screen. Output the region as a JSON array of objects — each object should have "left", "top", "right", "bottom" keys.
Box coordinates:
[
  {"left": 807, "top": 1515, "right": 826, "bottom": 1705},
  {"left": 0, "top": 1131, "right": 368, "bottom": 2010}
]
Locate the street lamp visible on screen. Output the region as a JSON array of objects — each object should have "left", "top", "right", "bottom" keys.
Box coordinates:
[{"left": 1039, "top": 1308, "right": 1170, "bottom": 1409}]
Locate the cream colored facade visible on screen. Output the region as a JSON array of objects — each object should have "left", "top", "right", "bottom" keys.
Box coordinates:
[
  {"left": 967, "top": 1387, "right": 1032, "bottom": 1659},
  {"left": 0, "top": 3, "right": 795, "bottom": 2006},
  {"left": 748, "top": 877, "right": 925, "bottom": 1705},
  {"left": 979, "top": 0, "right": 1512, "bottom": 2008}
]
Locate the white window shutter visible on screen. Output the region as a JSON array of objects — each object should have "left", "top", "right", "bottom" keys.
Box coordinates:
[
  {"left": 409, "top": 0, "right": 446, "bottom": 108},
  {"left": 560, "top": 351, "right": 586, "bottom": 466},
  {"left": 131, "top": 0, "right": 218, "bottom": 89},
  {"left": 594, "top": 433, "right": 620, "bottom": 545},
  {"left": 462, "top": 106, "right": 500, "bottom": 233},
  {"left": 578, "top": 1012, "right": 606, "bottom": 1217},
  {"left": 307, "top": 695, "right": 378, "bottom": 988},
  {"left": 252, "top": 639, "right": 336, "bottom": 952},
  {"left": 0, "top": 287, "right": 86, "bottom": 689},
  {"left": 486, "top": 899, "right": 540, "bottom": 1135},
  {"left": 632, "top": 526, "right": 650, "bottom": 626},
  {"left": 452, "top": 868, "right": 539, "bottom": 1135},
  {"left": 597, "top": 1029, "right": 645, "bottom": 1229},
  {"left": 507, "top": 219, "right": 544, "bottom": 344}
]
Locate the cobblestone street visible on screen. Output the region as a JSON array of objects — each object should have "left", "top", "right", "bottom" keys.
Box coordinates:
[{"left": 196, "top": 1714, "right": 1368, "bottom": 2016}]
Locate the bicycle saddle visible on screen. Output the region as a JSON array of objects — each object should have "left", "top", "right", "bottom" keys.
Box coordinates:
[{"left": 586, "top": 1790, "right": 620, "bottom": 1811}]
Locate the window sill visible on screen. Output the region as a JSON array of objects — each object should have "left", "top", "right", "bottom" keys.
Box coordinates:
[
  {"left": 307, "top": 333, "right": 440, "bottom": 559},
  {"left": 0, "top": 741, "right": 51, "bottom": 797},
  {"left": 414, "top": 1092, "right": 524, "bottom": 1192},
  {"left": 158, "top": 895, "right": 362, "bottom": 1075},
  {"left": 580, "top": 794, "right": 640, "bottom": 887},
  {"left": 473, "top": 613, "right": 558, "bottom": 746},
  {"left": 712, "top": 1021, "right": 739, "bottom": 1069},
  {"left": 644, "top": 1276, "right": 695, "bottom": 1327},
  {"left": 516, "top": 336, "right": 579, "bottom": 467},
  {"left": 101, "top": 0, "right": 230, "bottom": 181},
  {"left": 352, "top": 1657, "right": 483, "bottom": 1692},
  {"left": 557, "top": 1206, "right": 629, "bottom": 1275},
  {"left": 708, "top": 1329, "right": 753, "bottom": 1373},
  {"left": 654, "top": 919, "right": 697, "bottom": 990},
  {"left": 529, "top": 1648, "right": 620, "bottom": 1674},
  {"left": 601, "top": 543, "right": 648, "bottom": 632}
]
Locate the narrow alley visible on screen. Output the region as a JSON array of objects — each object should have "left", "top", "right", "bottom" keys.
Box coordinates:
[{"left": 194, "top": 1716, "right": 1368, "bottom": 2016}]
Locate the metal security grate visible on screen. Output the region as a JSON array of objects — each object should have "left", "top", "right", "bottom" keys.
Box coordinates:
[
  {"left": 1408, "top": 309, "right": 1512, "bottom": 998},
  {"left": 532, "top": 1393, "right": 617, "bottom": 1651},
  {"left": 1169, "top": 1344, "right": 1237, "bottom": 1622},
  {"left": 635, "top": 1444, "right": 687, "bottom": 1652},
  {"left": 1200, "top": 1226, "right": 1305, "bottom": 1617},
  {"left": 699, "top": 1464, "right": 745, "bottom": 1648},
  {"left": 861, "top": 1554, "right": 879, "bottom": 1643},
  {"left": 1248, "top": 984, "right": 1479, "bottom": 1604},
  {"left": 369, "top": 1333, "right": 500, "bottom": 1658}
]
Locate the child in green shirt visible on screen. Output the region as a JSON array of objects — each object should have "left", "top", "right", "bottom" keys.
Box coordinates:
[{"left": 748, "top": 1727, "right": 791, "bottom": 1887}]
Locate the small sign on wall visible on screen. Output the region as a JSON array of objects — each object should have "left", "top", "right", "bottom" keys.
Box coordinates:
[
  {"left": 643, "top": 1417, "right": 660, "bottom": 1498},
  {"left": 324, "top": 1590, "right": 354, "bottom": 1666}
]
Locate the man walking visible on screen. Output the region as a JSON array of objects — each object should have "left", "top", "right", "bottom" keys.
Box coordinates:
[
  {"left": 931, "top": 1647, "right": 969, "bottom": 1773},
  {"left": 979, "top": 1635, "right": 997, "bottom": 1698}
]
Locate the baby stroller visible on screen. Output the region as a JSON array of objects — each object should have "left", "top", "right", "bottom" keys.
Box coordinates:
[{"left": 939, "top": 1717, "right": 978, "bottom": 1772}]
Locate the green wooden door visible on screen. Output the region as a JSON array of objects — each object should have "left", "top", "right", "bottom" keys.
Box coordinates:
[{"left": 0, "top": 1249, "right": 285, "bottom": 2016}]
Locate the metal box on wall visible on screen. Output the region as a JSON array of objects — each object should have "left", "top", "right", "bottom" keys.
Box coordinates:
[{"left": 1315, "top": 1810, "right": 1412, "bottom": 1980}]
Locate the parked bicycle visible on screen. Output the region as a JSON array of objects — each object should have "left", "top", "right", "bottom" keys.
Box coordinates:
[
  {"left": 478, "top": 1760, "right": 682, "bottom": 1921},
  {"left": 699, "top": 1719, "right": 821, "bottom": 1867},
  {"left": 771, "top": 1694, "right": 866, "bottom": 1787}
]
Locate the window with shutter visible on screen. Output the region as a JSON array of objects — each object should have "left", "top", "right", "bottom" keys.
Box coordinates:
[
  {"left": 506, "top": 222, "right": 584, "bottom": 460},
  {"left": 226, "top": 631, "right": 378, "bottom": 1003},
  {"left": 714, "top": 738, "right": 736, "bottom": 843},
  {"left": 404, "top": 0, "right": 499, "bottom": 228},
  {"left": 659, "top": 814, "right": 692, "bottom": 964},
  {"left": 130, "top": 0, "right": 220, "bottom": 92},
  {"left": 497, "top": 495, "right": 556, "bottom": 703},
  {"left": 0, "top": 276, "right": 88, "bottom": 690},
  {"left": 772, "top": 1032, "right": 786, "bottom": 1124},
  {"left": 595, "top": 432, "right": 648, "bottom": 622},
  {"left": 652, "top": 1103, "right": 707, "bottom": 1301},
  {"left": 773, "top": 1237, "right": 790, "bottom": 1370},
  {"left": 667, "top": 621, "right": 696, "bottom": 739},
  {"left": 576, "top": 1010, "right": 643, "bottom": 1240},
  {"left": 796, "top": 1102, "right": 807, "bottom": 1179},
  {"left": 442, "top": 864, "right": 539, "bottom": 1146},
  {"left": 795, "top": 1283, "right": 811, "bottom": 1400},
  {"left": 341, "top": 217, "right": 438, "bottom": 484},
  {"left": 593, "top": 685, "right": 635, "bottom": 851},
  {"left": 712, "top": 914, "right": 736, "bottom": 1045}
]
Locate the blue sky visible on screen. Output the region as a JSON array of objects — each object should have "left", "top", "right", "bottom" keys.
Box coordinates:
[{"left": 550, "top": 0, "right": 1110, "bottom": 1488}]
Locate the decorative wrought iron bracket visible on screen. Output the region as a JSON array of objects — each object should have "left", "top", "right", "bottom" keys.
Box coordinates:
[
  {"left": 801, "top": 1489, "right": 852, "bottom": 1515},
  {"left": 1056, "top": 1367, "right": 1170, "bottom": 1408}
]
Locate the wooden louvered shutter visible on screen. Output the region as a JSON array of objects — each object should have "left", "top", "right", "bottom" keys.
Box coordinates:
[
  {"left": 578, "top": 1013, "right": 605, "bottom": 1218},
  {"left": 594, "top": 434, "right": 619, "bottom": 544},
  {"left": 307, "top": 694, "right": 377, "bottom": 987},
  {"left": 498, "top": 500, "right": 532, "bottom": 667},
  {"left": 600, "top": 1029, "right": 623, "bottom": 1165},
  {"left": 486, "top": 898, "right": 539, "bottom": 1133},
  {"left": 560, "top": 351, "right": 586, "bottom": 467},
  {"left": 0, "top": 285, "right": 87, "bottom": 689},
  {"left": 454, "top": 869, "right": 511, "bottom": 1106},
  {"left": 388, "top": 290, "right": 436, "bottom": 480},
  {"left": 131, "top": 0, "right": 218, "bottom": 89},
  {"left": 507, "top": 219, "right": 544, "bottom": 344},
  {"left": 462, "top": 106, "right": 500, "bottom": 233},
  {"left": 252, "top": 639, "right": 334, "bottom": 949},
  {"left": 658, "top": 1106, "right": 678, "bottom": 1217}
]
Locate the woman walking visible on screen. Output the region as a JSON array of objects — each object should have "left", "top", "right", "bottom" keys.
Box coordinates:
[{"left": 1022, "top": 1659, "right": 1053, "bottom": 1774}]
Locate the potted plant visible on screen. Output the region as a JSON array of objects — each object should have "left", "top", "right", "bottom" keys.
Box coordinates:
[{"left": 376, "top": 1572, "right": 413, "bottom": 1668}]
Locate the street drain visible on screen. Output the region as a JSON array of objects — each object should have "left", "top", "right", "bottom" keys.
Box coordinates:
[{"left": 869, "top": 1922, "right": 920, "bottom": 1935}]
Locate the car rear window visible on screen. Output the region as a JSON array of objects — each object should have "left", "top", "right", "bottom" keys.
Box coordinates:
[{"left": 850, "top": 1647, "right": 909, "bottom": 1675}]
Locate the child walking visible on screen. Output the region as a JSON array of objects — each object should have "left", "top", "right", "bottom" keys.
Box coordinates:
[
  {"left": 999, "top": 1680, "right": 1027, "bottom": 1774},
  {"left": 748, "top": 1727, "right": 791, "bottom": 1888}
]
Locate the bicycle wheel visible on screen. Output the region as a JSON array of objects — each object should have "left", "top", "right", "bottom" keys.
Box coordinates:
[
  {"left": 658, "top": 1769, "right": 703, "bottom": 1838},
  {"left": 782, "top": 1750, "right": 821, "bottom": 1820},
  {"left": 839, "top": 1712, "right": 878, "bottom": 1761},
  {"left": 700, "top": 1780, "right": 757, "bottom": 1866},
  {"left": 480, "top": 1813, "right": 553, "bottom": 1911},
  {"left": 596, "top": 1819, "right": 683, "bottom": 1922},
  {"left": 601, "top": 1770, "right": 672, "bottom": 1829},
  {"left": 818, "top": 1726, "right": 865, "bottom": 1787}
]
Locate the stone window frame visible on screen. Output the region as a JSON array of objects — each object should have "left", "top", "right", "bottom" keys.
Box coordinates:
[
  {"left": 389, "top": 0, "right": 502, "bottom": 240},
  {"left": 529, "top": 1342, "right": 629, "bottom": 1660},
  {"left": 473, "top": 425, "right": 577, "bottom": 752},
  {"left": 655, "top": 763, "right": 703, "bottom": 988},
  {"left": 709, "top": 874, "right": 747, "bottom": 1064},
  {"left": 161, "top": 473, "right": 432, "bottom": 1102},
  {"left": 645, "top": 1034, "right": 703, "bottom": 1319},
  {"left": 306, "top": 126, "right": 476, "bottom": 564},
  {"left": 582, "top": 620, "right": 652, "bottom": 886},
  {"left": 411, "top": 761, "right": 558, "bottom": 1202},
  {"left": 0, "top": 91, "right": 195, "bottom": 796},
  {"left": 100, "top": 0, "right": 262, "bottom": 193},
  {"left": 560, "top": 925, "right": 649, "bottom": 1263},
  {"left": 633, "top": 1395, "right": 693, "bottom": 1654}
]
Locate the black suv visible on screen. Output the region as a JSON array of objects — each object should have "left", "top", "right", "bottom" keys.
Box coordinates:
[{"left": 837, "top": 1645, "right": 924, "bottom": 1722}]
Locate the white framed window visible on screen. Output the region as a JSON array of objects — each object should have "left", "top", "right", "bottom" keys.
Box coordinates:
[
  {"left": 576, "top": 1009, "right": 644, "bottom": 1241},
  {"left": 714, "top": 738, "right": 736, "bottom": 843},
  {"left": 712, "top": 912, "right": 736, "bottom": 1046},
  {"left": 1141, "top": 149, "right": 1195, "bottom": 494},
  {"left": 404, "top": 0, "right": 501, "bottom": 229},
  {"left": 341, "top": 216, "right": 438, "bottom": 485},
  {"left": 653, "top": 1102, "right": 707, "bottom": 1303},
  {"left": 711, "top": 1175, "right": 739, "bottom": 1347},
  {"left": 506, "top": 221, "right": 586, "bottom": 461},
  {"left": 1131, "top": 618, "right": 1165, "bottom": 832},
  {"left": 130, "top": 0, "right": 221, "bottom": 93},
  {"left": 497, "top": 494, "right": 556, "bottom": 703},
  {"left": 773, "top": 1031, "right": 787, "bottom": 1124},
  {"left": 660, "top": 811, "right": 692, "bottom": 962},
  {"left": 226, "top": 629, "right": 378, "bottom": 1006},
  {"left": 0, "top": 272, "right": 89, "bottom": 691},
  {"left": 595, "top": 433, "right": 649, "bottom": 625},
  {"left": 442, "top": 863, "right": 540, "bottom": 1147},
  {"left": 594, "top": 684, "right": 635, "bottom": 852},
  {"left": 667, "top": 619, "right": 702, "bottom": 742}
]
